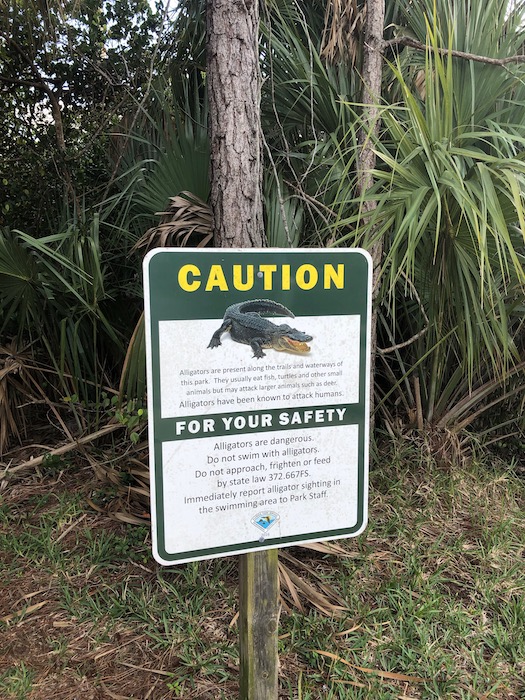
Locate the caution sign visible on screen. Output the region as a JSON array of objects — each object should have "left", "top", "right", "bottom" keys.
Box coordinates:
[{"left": 144, "top": 249, "right": 371, "bottom": 564}]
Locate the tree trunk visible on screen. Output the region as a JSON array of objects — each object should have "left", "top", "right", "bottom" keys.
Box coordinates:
[
  {"left": 358, "top": 0, "right": 385, "bottom": 277},
  {"left": 357, "top": 0, "right": 385, "bottom": 416},
  {"left": 206, "top": 0, "right": 265, "bottom": 247},
  {"left": 206, "top": 3, "right": 277, "bottom": 697}
]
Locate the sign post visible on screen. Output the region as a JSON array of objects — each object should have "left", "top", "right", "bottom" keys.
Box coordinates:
[
  {"left": 239, "top": 548, "right": 279, "bottom": 698},
  {"left": 144, "top": 247, "right": 371, "bottom": 694}
]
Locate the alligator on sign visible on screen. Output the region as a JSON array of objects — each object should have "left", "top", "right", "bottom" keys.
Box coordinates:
[{"left": 207, "top": 299, "right": 313, "bottom": 359}]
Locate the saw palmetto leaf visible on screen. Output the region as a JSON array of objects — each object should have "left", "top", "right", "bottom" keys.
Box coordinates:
[
  {"left": 133, "top": 192, "right": 212, "bottom": 253},
  {"left": 264, "top": 174, "right": 303, "bottom": 247}
]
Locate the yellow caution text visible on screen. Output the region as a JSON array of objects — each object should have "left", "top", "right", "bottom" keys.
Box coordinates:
[{"left": 177, "top": 263, "right": 344, "bottom": 292}]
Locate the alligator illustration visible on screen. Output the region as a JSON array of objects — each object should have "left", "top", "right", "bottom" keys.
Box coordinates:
[{"left": 207, "top": 299, "right": 313, "bottom": 359}]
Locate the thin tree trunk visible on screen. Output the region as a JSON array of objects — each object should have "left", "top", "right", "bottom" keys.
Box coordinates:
[
  {"left": 357, "top": 0, "right": 385, "bottom": 416},
  {"left": 0, "top": 35, "right": 76, "bottom": 203},
  {"left": 206, "top": 0, "right": 265, "bottom": 247}
]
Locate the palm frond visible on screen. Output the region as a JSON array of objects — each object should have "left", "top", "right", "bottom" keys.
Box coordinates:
[
  {"left": 320, "top": 0, "right": 364, "bottom": 68},
  {"left": 133, "top": 192, "right": 212, "bottom": 253},
  {"left": 264, "top": 174, "right": 303, "bottom": 247}
]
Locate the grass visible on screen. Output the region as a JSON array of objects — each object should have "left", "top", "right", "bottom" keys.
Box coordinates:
[
  {"left": 0, "top": 663, "right": 35, "bottom": 699},
  {"left": 0, "top": 438, "right": 524, "bottom": 699}
]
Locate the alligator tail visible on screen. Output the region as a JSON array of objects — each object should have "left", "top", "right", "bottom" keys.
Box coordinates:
[{"left": 237, "top": 299, "right": 295, "bottom": 319}]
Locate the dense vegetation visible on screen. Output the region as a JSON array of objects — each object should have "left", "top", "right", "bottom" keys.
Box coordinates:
[{"left": 1, "top": 0, "right": 524, "bottom": 460}]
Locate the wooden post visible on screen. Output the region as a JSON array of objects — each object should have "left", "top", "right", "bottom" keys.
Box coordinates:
[{"left": 239, "top": 549, "right": 280, "bottom": 699}]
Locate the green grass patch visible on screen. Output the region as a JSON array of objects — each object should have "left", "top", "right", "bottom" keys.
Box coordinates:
[{"left": 0, "top": 663, "right": 35, "bottom": 700}]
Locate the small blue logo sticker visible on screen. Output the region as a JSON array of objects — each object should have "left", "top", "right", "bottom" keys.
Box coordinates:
[{"left": 251, "top": 511, "right": 280, "bottom": 541}]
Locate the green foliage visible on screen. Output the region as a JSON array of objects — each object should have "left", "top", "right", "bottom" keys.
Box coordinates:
[
  {"left": 0, "top": 220, "right": 127, "bottom": 426},
  {"left": 0, "top": 0, "right": 164, "bottom": 232},
  {"left": 41, "top": 453, "right": 70, "bottom": 475},
  {"left": 115, "top": 399, "right": 147, "bottom": 444},
  {"left": 265, "top": 173, "right": 303, "bottom": 247},
  {"left": 260, "top": 0, "right": 362, "bottom": 242},
  {"left": 1, "top": 0, "right": 524, "bottom": 448},
  {"left": 0, "top": 663, "right": 35, "bottom": 700},
  {"left": 325, "top": 0, "right": 525, "bottom": 430}
]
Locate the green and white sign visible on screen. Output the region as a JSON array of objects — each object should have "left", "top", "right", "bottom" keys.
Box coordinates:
[{"left": 144, "top": 249, "right": 371, "bottom": 565}]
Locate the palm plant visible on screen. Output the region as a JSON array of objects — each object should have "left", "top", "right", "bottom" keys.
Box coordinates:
[
  {"left": 103, "top": 81, "right": 210, "bottom": 245},
  {"left": 260, "top": 0, "right": 362, "bottom": 242},
  {"left": 328, "top": 0, "right": 525, "bottom": 436},
  {"left": 112, "top": 0, "right": 525, "bottom": 441},
  {"left": 102, "top": 82, "right": 211, "bottom": 402},
  {"left": 0, "top": 219, "right": 127, "bottom": 448}
]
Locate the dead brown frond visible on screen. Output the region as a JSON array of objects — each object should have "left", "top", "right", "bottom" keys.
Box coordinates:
[
  {"left": 2, "top": 421, "right": 125, "bottom": 478},
  {"left": 88, "top": 444, "right": 151, "bottom": 525},
  {"left": 414, "top": 68, "right": 426, "bottom": 99},
  {"left": 132, "top": 191, "right": 213, "bottom": 254},
  {"left": 379, "top": 416, "right": 473, "bottom": 470},
  {"left": 300, "top": 540, "right": 358, "bottom": 558},
  {"left": 313, "top": 648, "right": 432, "bottom": 684},
  {"left": 321, "top": 0, "right": 364, "bottom": 67},
  {"left": 404, "top": 425, "right": 472, "bottom": 470},
  {"left": 118, "top": 310, "right": 145, "bottom": 402},
  {"left": 279, "top": 549, "right": 349, "bottom": 616}
]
